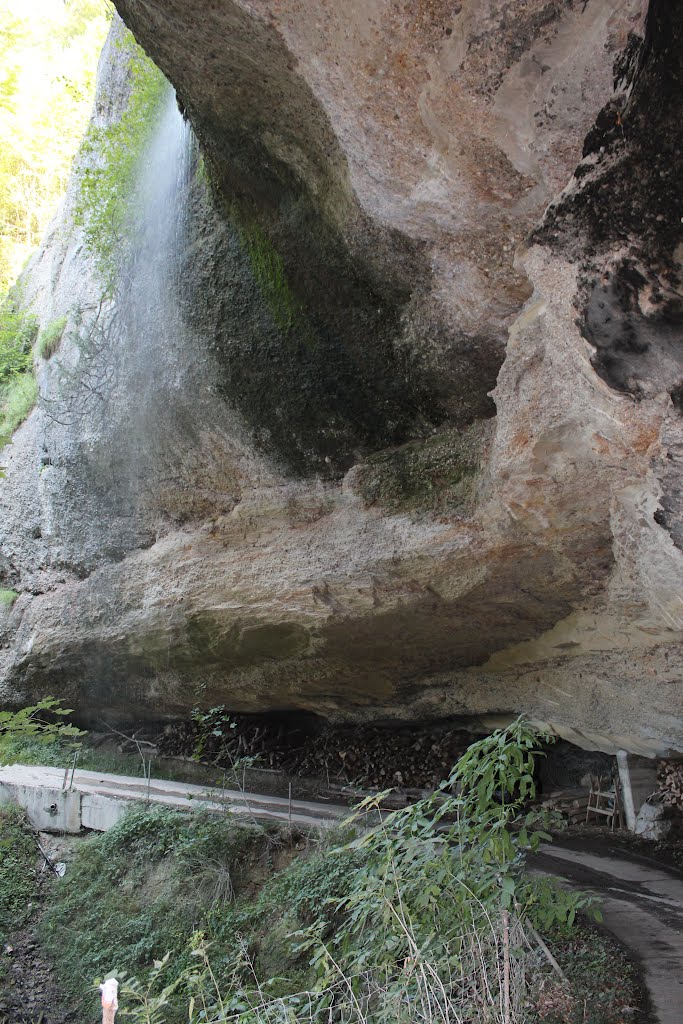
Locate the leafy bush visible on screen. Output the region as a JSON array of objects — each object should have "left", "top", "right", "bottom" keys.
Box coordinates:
[
  {"left": 269, "top": 716, "right": 597, "bottom": 1024},
  {"left": 0, "top": 588, "right": 17, "bottom": 607},
  {"left": 0, "top": 697, "right": 84, "bottom": 746},
  {"left": 37, "top": 314, "right": 68, "bottom": 359},
  {"left": 33, "top": 722, "right": 609, "bottom": 1024},
  {"left": 40, "top": 807, "right": 298, "bottom": 1022}
]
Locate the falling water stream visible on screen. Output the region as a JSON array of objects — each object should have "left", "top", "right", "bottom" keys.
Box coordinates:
[{"left": 130, "top": 87, "right": 196, "bottom": 324}]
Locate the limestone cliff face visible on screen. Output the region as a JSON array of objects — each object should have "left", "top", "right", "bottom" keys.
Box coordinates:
[{"left": 0, "top": 1, "right": 681, "bottom": 756}]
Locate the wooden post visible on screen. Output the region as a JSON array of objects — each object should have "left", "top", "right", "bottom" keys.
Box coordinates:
[
  {"left": 502, "top": 910, "right": 511, "bottom": 1024},
  {"left": 617, "top": 751, "right": 637, "bottom": 831},
  {"left": 100, "top": 978, "right": 118, "bottom": 1024}
]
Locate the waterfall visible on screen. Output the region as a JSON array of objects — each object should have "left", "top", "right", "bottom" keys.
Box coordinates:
[
  {"left": 134, "top": 88, "right": 195, "bottom": 298},
  {"left": 114, "top": 85, "right": 200, "bottom": 412},
  {"left": 100, "top": 86, "right": 202, "bottom": 486}
]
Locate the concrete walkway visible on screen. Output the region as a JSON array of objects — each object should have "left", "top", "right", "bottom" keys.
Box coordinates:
[
  {"left": 0, "top": 763, "right": 348, "bottom": 833},
  {"left": 532, "top": 840, "right": 683, "bottom": 1024}
]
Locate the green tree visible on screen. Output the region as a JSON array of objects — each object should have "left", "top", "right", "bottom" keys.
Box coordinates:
[{"left": 0, "top": 0, "right": 112, "bottom": 293}]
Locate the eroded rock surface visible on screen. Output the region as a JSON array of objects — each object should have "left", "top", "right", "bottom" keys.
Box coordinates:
[{"left": 0, "top": 0, "right": 681, "bottom": 756}]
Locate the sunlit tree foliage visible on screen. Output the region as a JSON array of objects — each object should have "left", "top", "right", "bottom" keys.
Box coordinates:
[{"left": 0, "top": 0, "right": 112, "bottom": 293}]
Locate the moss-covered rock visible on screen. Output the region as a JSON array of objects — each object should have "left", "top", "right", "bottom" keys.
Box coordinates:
[{"left": 354, "top": 420, "right": 492, "bottom": 517}]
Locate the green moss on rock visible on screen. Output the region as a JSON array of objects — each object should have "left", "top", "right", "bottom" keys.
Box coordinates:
[
  {"left": 241, "top": 223, "right": 303, "bottom": 335},
  {"left": 75, "top": 28, "right": 167, "bottom": 290},
  {"left": 355, "top": 420, "right": 492, "bottom": 517}
]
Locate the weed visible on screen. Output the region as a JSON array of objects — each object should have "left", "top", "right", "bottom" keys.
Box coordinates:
[
  {"left": 0, "top": 588, "right": 17, "bottom": 607},
  {"left": 257, "top": 843, "right": 364, "bottom": 926},
  {"left": 37, "top": 314, "right": 68, "bottom": 359},
  {"left": 39, "top": 808, "right": 291, "bottom": 1022}
]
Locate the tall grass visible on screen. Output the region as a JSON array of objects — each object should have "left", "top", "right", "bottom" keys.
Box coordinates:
[
  {"left": 0, "top": 371, "right": 37, "bottom": 441},
  {"left": 37, "top": 314, "right": 68, "bottom": 359},
  {"left": 118, "top": 910, "right": 531, "bottom": 1024}
]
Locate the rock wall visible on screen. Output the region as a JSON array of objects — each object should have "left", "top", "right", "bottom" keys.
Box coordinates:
[{"left": 0, "top": 0, "right": 681, "bottom": 756}]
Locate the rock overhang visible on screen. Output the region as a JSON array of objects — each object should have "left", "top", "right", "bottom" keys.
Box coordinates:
[{"left": 0, "top": 0, "right": 680, "bottom": 757}]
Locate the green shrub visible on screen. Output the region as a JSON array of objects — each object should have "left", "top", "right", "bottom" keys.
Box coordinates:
[
  {"left": 0, "top": 588, "right": 17, "bottom": 607},
  {"left": 258, "top": 842, "right": 363, "bottom": 926},
  {"left": 0, "top": 698, "right": 84, "bottom": 748},
  {"left": 0, "top": 298, "right": 38, "bottom": 383},
  {"left": 0, "top": 371, "right": 37, "bottom": 441},
  {"left": 40, "top": 807, "right": 282, "bottom": 1022},
  {"left": 37, "top": 314, "right": 68, "bottom": 359},
  {"left": 37, "top": 724, "right": 604, "bottom": 1024},
  {"left": 289, "top": 717, "right": 596, "bottom": 1002}
]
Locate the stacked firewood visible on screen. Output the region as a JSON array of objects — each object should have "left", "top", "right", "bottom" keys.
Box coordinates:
[
  {"left": 540, "top": 789, "right": 590, "bottom": 824},
  {"left": 157, "top": 715, "right": 475, "bottom": 791},
  {"left": 657, "top": 760, "right": 683, "bottom": 807}
]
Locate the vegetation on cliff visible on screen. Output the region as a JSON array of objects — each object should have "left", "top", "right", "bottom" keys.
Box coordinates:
[
  {"left": 0, "top": 11, "right": 166, "bottom": 448},
  {"left": 355, "top": 420, "right": 492, "bottom": 518},
  {"left": 0, "top": 293, "right": 38, "bottom": 444},
  {"left": 74, "top": 27, "right": 167, "bottom": 290}
]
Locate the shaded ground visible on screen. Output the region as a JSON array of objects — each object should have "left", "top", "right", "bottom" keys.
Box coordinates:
[
  {"left": 0, "top": 832, "right": 79, "bottom": 1024},
  {"left": 1, "top": 927, "right": 76, "bottom": 1024},
  {"left": 555, "top": 825, "right": 683, "bottom": 874}
]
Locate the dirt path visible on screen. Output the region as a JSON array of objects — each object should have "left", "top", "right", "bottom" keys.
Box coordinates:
[{"left": 531, "top": 839, "right": 683, "bottom": 1024}]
